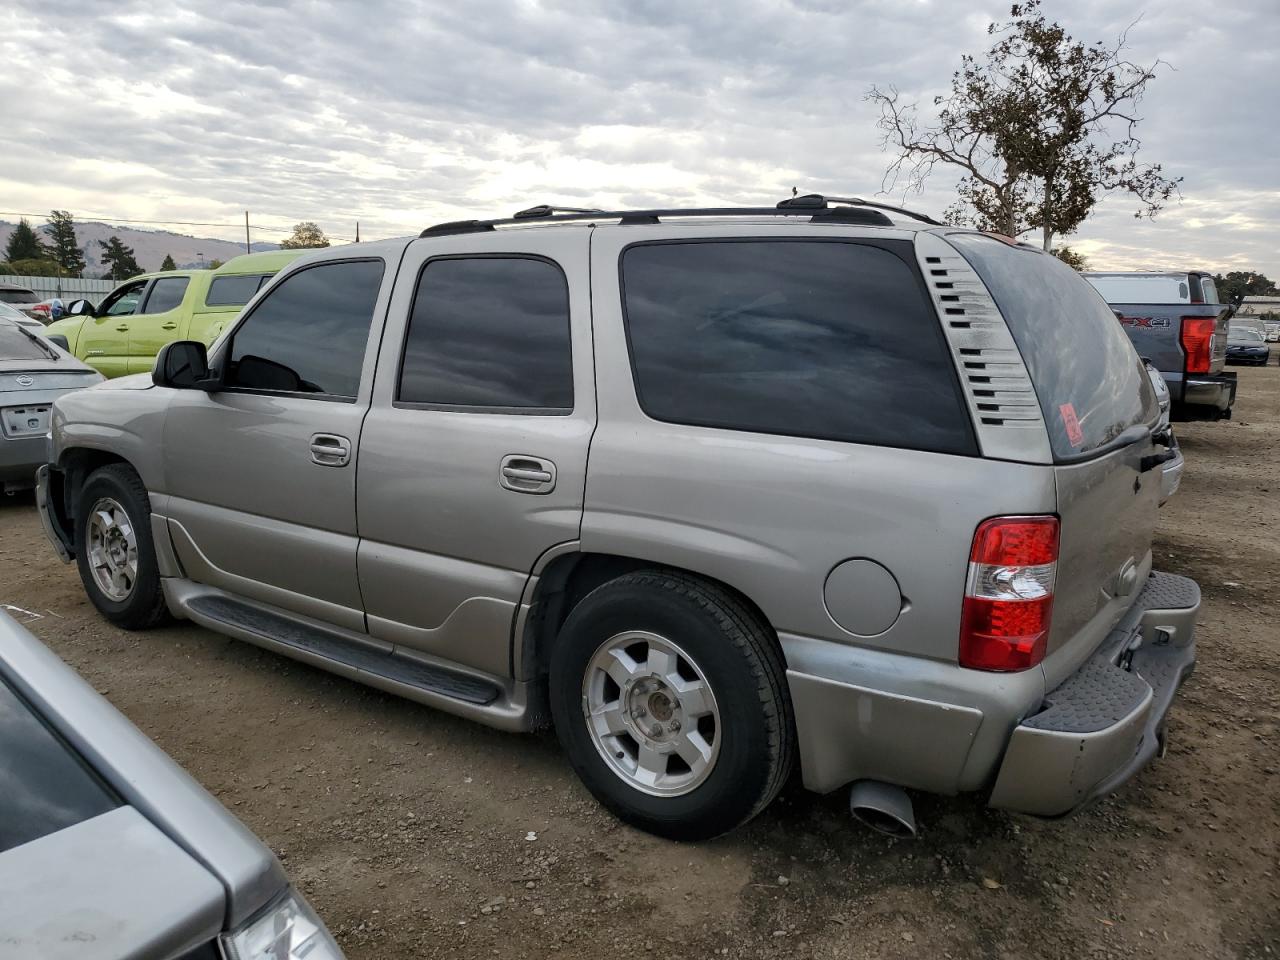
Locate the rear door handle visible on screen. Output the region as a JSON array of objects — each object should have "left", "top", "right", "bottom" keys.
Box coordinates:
[
  {"left": 161, "top": 322, "right": 178, "bottom": 330},
  {"left": 115, "top": 324, "right": 129, "bottom": 332},
  {"left": 310, "top": 433, "right": 351, "bottom": 467},
  {"left": 500, "top": 455, "right": 556, "bottom": 494}
]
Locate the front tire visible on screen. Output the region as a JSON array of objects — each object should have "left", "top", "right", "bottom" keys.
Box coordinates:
[
  {"left": 74, "top": 463, "right": 169, "bottom": 629},
  {"left": 549, "top": 570, "right": 794, "bottom": 840}
]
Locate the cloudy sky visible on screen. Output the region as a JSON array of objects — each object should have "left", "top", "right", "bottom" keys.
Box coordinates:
[{"left": 2, "top": 0, "right": 1277, "bottom": 275}]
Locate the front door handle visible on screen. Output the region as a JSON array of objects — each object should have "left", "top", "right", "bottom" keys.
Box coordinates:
[
  {"left": 161, "top": 322, "right": 178, "bottom": 330},
  {"left": 310, "top": 433, "right": 351, "bottom": 467},
  {"left": 115, "top": 324, "right": 129, "bottom": 332},
  {"left": 500, "top": 455, "right": 556, "bottom": 494}
]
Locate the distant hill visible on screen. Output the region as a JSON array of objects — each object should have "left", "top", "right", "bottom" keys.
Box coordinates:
[{"left": 0, "top": 219, "right": 278, "bottom": 276}]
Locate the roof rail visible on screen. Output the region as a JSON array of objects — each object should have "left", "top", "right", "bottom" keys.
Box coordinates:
[{"left": 419, "top": 194, "right": 939, "bottom": 238}]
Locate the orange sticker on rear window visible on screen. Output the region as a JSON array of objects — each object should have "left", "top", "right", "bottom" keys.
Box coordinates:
[{"left": 1059, "top": 403, "right": 1084, "bottom": 448}]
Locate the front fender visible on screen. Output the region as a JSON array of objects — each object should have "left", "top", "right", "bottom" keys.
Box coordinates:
[{"left": 44, "top": 316, "right": 87, "bottom": 354}]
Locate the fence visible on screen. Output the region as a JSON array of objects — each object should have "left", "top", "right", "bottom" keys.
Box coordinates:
[{"left": 9, "top": 276, "right": 117, "bottom": 305}]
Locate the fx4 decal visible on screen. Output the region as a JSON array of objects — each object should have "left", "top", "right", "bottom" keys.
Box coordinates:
[{"left": 1118, "top": 315, "right": 1172, "bottom": 328}]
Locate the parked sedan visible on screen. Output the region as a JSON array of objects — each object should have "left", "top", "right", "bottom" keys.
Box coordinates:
[
  {"left": 0, "top": 611, "right": 345, "bottom": 959},
  {"left": 1226, "top": 328, "right": 1271, "bottom": 365},
  {"left": 0, "top": 315, "right": 103, "bottom": 493}
]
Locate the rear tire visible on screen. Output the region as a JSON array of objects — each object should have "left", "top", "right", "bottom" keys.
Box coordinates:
[
  {"left": 549, "top": 569, "right": 794, "bottom": 840},
  {"left": 74, "top": 463, "right": 169, "bottom": 630}
]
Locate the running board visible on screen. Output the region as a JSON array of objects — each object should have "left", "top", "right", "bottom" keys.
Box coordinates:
[{"left": 187, "top": 595, "right": 499, "bottom": 704}]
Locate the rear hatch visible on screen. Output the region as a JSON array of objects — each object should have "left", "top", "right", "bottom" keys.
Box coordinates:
[{"left": 948, "top": 235, "right": 1163, "bottom": 681}]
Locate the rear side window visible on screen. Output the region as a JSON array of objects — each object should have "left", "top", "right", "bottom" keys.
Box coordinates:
[
  {"left": 950, "top": 234, "right": 1158, "bottom": 460},
  {"left": 206, "top": 274, "right": 268, "bottom": 307},
  {"left": 620, "top": 240, "right": 976, "bottom": 455},
  {"left": 398, "top": 257, "right": 573, "bottom": 410},
  {"left": 225, "top": 260, "right": 384, "bottom": 398},
  {"left": 141, "top": 277, "right": 189, "bottom": 314}
]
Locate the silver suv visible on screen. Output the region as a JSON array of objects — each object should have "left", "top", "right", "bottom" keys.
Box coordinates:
[{"left": 37, "top": 197, "right": 1200, "bottom": 840}]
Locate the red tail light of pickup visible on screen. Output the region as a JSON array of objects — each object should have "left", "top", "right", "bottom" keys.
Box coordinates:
[{"left": 1181, "top": 317, "right": 1216, "bottom": 375}]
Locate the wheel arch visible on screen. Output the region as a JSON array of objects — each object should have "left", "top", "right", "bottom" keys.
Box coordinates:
[
  {"left": 516, "top": 550, "right": 783, "bottom": 681},
  {"left": 52, "top": 448, "right": 136, "bottom": 548}
]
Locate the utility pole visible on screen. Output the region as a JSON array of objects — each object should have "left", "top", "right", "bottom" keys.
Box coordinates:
[
  {"left": 355, "top": 221, "right": 360, "bottom": 243},
  {"left": 244, "top": 211, "right": 251, "bottom": 254}
]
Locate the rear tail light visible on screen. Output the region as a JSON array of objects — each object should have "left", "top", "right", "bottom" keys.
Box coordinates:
[
  {"left": 1181, "top": 317, "right": 1216, "bottom": 374},
  {"left": 959, "top": 516, "right": 1059, "bottom": 672}
]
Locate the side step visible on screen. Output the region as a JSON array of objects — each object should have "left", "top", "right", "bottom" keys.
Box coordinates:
[{"left": 187, "top": 595, "right": 500, "bottom": 705}]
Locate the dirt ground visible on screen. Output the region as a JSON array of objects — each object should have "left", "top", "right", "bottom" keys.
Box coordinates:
[{"left": 2, "top": 369, "right": 1278, "bottom": 960}]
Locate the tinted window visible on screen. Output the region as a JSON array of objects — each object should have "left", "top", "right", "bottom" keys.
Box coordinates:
[
  {"left": 141, "top": 277, "right": 189, "bottom": 314},
  {"left": 0, "top": 676, "right": 118, "bottom": 855},
  {"left": 0, "top": 289, "right": 39, "bottom": 305},
  {"left": 398, "top": 257, "right": 573, "bottom": 410},
  {"left": 226, "top": 260, "right": 384, "bottom": 398},
  {"left": 0, "top": 321, "right": 55, "bottom": 360},
  {"left": 621, "top": 240, "right": 975, "bottom": 454},
  {"left": 206, "top": 274, "right": 267, "bottom": 307},
  {"left": 101, "top": 280, "right": 146, "bottom": 317},
  {"left": 950, "top": 233, "right": 1158, "bottom": 460}
]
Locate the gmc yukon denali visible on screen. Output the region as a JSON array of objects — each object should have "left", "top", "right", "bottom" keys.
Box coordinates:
[{"left": 37, "top": 197, "right": 1200, "bottom": 840}]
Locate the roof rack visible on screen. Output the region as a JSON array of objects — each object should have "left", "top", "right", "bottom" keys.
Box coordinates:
[{"left": 420, "top": 194, "right": 942, "bottom": 238}]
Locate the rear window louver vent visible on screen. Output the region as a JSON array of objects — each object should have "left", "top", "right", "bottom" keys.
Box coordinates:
[{"left": 914, "top": 233, "right": 1052, "bottom": 464}]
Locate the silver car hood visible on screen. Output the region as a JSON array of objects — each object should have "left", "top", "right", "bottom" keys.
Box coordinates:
[
  {"left": 0, "top": 806, "right": 224, "bottom": 959},
  {"left": 0, "top": 613, "right": 287, "bottom": 930}
]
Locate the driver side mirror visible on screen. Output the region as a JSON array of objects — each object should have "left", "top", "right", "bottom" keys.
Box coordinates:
[
  {"left": 66, "top": 299, "right": 96, "bottom": 318},
  {"left": 153, "top": 340, "right": 217, "bottom": 390},
  {"left": 46, "top": 334, "right": 70, "bottom": 351}
]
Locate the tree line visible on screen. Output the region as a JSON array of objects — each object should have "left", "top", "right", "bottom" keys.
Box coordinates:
[{"left": 2, "top": 213, "right": 331, "bottom": 282}]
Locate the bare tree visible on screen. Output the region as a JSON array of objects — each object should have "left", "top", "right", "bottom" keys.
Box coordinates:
[{"left": 867, "top": 1, "right": 1180, "bottom": 249}]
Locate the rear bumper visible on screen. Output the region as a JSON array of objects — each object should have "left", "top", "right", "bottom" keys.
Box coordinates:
[
  {"left": 1176, "top": 372, "right": 1236, "bottom": 419},
  {"left": 988, "top": 571, "right": 1199, "bottom": 816},
  {"left": 0, "top": 435, "right": 46, "bottom": 490}
]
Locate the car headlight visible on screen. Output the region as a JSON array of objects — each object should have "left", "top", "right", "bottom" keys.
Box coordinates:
[{"left": 221, "top": 890, "right": 345, "bottom": 960}]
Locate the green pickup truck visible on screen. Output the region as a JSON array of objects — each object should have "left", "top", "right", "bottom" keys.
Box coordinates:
[{"left": 47, "top": 251, "right": 304, "bottom": 377}]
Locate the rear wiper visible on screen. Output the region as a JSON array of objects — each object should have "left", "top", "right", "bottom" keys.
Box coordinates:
[{"left": 15, "top": 324, "right": 58, "bottom": 361}]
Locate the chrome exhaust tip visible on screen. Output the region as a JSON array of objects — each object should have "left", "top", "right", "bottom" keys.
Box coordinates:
[{"left": 849, "top": 780, "right": 917, "bottom": 838}]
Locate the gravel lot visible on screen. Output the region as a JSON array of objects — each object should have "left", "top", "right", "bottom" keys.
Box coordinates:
[{"left": 3, "top": 368, "right": 1278, "bottom": 960}]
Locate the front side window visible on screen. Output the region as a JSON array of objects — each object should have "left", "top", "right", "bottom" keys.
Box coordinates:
[
  {"left": 621, "top": 239, "right": 976, "bottom": 454},
  {"left": 224, "top": 260, "right": 384, "bottom": 398},
  {"left": 398, "top": 257, "right": 573, "bottom": 410},
  {"left": 206, "top": 274, "right": 274, "bottom": 307},
  {"left": 141, "top": 277, "right": 189, "bottom": 314},
  {"left": 100, "top": 280, "right": 147, "bottom": 317}
]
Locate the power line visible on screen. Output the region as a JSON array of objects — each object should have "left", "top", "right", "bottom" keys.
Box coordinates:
[{"left": 0, "top": 211, "right": 362, "bottom": 242}]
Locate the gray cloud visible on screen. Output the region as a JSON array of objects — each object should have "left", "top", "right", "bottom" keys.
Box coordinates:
[{"left": 1, "top": 0, "right": 1276, "bottom": 273}]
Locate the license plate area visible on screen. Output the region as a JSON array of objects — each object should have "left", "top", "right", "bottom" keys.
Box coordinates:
[{"left": 1, "top": 404, "right": 51, "bottom": 438}]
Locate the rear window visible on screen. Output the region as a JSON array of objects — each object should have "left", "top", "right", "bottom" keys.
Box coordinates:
[
  {"left": 206, "top": 274, "right": 271, "bottom": 307},
  {"left": 1084, "top": 274, "right": 1189, "bottom": 304},
  {"left": 951, "top": 234, "right": 1158, "bottom": 460},
  {"left": 0, "top": 322, "right": 53, "bottom": 360},
  {"left": 0, "top": 289, "right": 39, "bottom": 305},
  {"left": 620, "top": 239, "right": 977, "bottom": 455}
]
